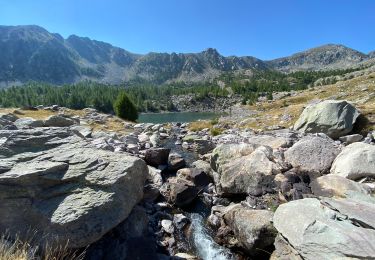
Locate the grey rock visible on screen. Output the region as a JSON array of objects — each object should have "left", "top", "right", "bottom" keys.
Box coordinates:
[
  {"left": 211, "top": 143, "right": 258, "bottom": 172},
  {"left": 224, "top": 205, "right": 276, "bottom": 255},
  {"left": 138, "top": 133, "right": 150, "bottom": 143},
  {"left": 147, "top": 166, "right": 163, "bottom": 188},
  {"left": 173, "top": 214, "right": 189, "bottom": 230},
  {"left": 273, "top": 198, "right": 375, "bottom": 259},
  {"left": 247, "top": 135, "right": 293, "bottom": 148},
  {"left": 284, "top": 137, "right": 340, "bottom": 177},
  {"left": 70, "top": 125, "right": 92, "bottom": 138},
  {"left": 293, "top": 100, "right": 360, "bottom": 139},
  {"left": 127, "top": 143, "right": 139, "bottom": 154},
  {"left": 14, "top": 117, "right": 45, "bottom": 128},
  {"left": 311, "top": 175, "right": 370, "bottom": 198},
  {"left": 91, "top": 131, "right": 119, "bottom": 140},
  {"left": 270, "top": 234, "right": 303, "bottom": 260},
  {"left": 177, "top": 168, "right": 211, "bottom": 187},
  {"left": 212, "top": 144, "right": 281, "bottom": 195},
  {"left": 339, "top": 134, "right": 363, "bottom": 144},
  {"left": 161, "top": 219, "right": 174, "bottom": 234},
  {"left": 0, "top": 127, "right": 148, "bottom": 249},
  {"left": 168, "top": 153, "right": 186, "bottom": 171},
  {"left": 150, "top": 132, "right": 160, "bottom": 147},
  {"left": 193, "top": 138, "right": 215, "bottom": 154},
  {"left": 44, "top": 115, "right": 76, "bottom": 127},
  {"left": 192, "top": 160, "right": 212, "bottom": 177},
  {"left": 145, "top": 148, "right": 171, "bottom": 167},
  {"left": 160, "top": 178, "right": 198, "bottom": 207},
  {"left": 0, "top": 113, "right": 19, "bottom": 122},
  {"left": 331, "top": 142, "right": 375, "bottom": 180}
]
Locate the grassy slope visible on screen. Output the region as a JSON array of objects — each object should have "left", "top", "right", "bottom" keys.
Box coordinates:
[{"left": 238, "top": 69, "right": 375, "bottom": 132}]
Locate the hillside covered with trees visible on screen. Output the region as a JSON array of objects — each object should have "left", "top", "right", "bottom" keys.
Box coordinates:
[{"left": 0, "top": 67, "right": 363, "bottom": 113}]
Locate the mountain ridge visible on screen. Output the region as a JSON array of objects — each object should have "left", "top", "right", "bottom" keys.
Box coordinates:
[{"left": 0, "top": 25, "right": 372, "bottom": 87}]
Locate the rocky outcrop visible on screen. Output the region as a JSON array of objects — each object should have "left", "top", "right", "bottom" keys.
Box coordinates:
[
  {"left": 212, "top": 144, "right": 281, "bottom": 196},
  {"left": 160, "top": 177, "right": 198, "bottom": 207},
  {"left": 14, "top": 117, "right": 45, "bottom": 128},
  {"left": 273, "top": 198, "right": 375, "bottom": 259},
  {"left": 144, "top": 148, "right": 171, "bottom": 167},
  {"left": 223, "top": 205, "right": 276, "bottom": 255},
  {"left": 168, "top": 152, "right": 186, "bottom": 171},
  {"left": 0, "top": 127, "right": 148, "bottom": 248},
  {"left": 311, "top": 175, "right": 370, "bottom": 198},
  {"left": 284, "top": 136, "right": 340, "bottom": 177},
  {"left": 293, "top": 100, "right": 360, "bottom": 139},
  {"left": 44, "top": 115, "right": 76, "bottom": 127},
  {"left": 331, "top": 142, "right": 375, "bottom": 180}
]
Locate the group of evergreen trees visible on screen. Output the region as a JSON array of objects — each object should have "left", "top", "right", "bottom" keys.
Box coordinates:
[{"left": 0, "top": 67, "right": 363, "bottom": 119}]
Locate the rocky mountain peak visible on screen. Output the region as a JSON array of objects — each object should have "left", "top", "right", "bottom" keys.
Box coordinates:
[{"left": 267, "top": 43, "right": 367, "bottom": 72}]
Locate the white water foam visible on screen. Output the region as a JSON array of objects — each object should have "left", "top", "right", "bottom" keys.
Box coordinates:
[{"left": 190, "top": 213, "right": 234, "bottom": 260}]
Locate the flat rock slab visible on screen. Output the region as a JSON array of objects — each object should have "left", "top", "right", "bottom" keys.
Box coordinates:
[
  {"left": 273, "top": 198, "right": 375, "bottom": 259},
  {"left": 0, "top": 128, "right": 147, "bottom": 248}
]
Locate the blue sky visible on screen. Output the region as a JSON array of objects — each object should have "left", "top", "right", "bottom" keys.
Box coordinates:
[{"left": 0, "top": 0, "right": 374, "bottom": 59}]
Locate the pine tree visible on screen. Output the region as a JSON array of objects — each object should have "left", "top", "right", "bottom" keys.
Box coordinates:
[{"left": 113, "top": 92, "right": 138, "bottom": 121}]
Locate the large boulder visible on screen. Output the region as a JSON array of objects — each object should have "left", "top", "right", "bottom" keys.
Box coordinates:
[
  {"left": 331, "top": 142, "right": 375, "bottom": 180},
  {"left": 284, "top": 137, "right": 340, "bottom": 177},
  {"left": 14, "top": 117, "right": 45, "bottom": 128},
  {"left": 144, "top": 148, "right": 171, "bottom": 167},
  {"left": 44, "top": 115, "right": 76, "bottom": 127},
  {"left": 160, "top": 178, "right": 198, "bottom": 207},
  {"left": 211, "top": 143, "right": 258, "bottom": 172},
  {"left": 0, "top": 113, "right": 19, "bottom": 122},
  {"left": 273, "top": 198, "right": 375, "bottom": 259},
  {"left": 168, "top": 153, "right": 186, "bottom": 171},
  {"left": 311, "top": 175, "right": 370, "bottom": 198},
  {"left": 212, "top": 144, "right": 281, "bottom": 196},
  {"left": 293, "top": 100, "right": 360, "bottom": 139},
  {"left": 0, "top": 128, "right": 148, "bottom": 249},
  {"left": 223, "top": 205, "right": 276, "bottom": 255},
  {"left": 247, "top": 135, "right": 293, "bottom": 149},
  {"left": 177, "top": 168, "right": 211, "bottom": 187}
]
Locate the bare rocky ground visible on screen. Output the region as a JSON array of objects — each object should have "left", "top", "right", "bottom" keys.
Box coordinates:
[{"left": 0, "top": 66, "right": 375, "bottom": 260}]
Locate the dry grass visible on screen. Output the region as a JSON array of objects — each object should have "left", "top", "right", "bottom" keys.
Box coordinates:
[
  {"left": 0, "top": 234, "right": 85, "bottom": 260},
  {"left": 0, "top": 108, "right": 134, "bottom": 135},
  {"left": 239, "top": 70, "right": 375, "bottom": 131},
  {"left": 188, "top": 120, "right": 213, "bottom": 131}
]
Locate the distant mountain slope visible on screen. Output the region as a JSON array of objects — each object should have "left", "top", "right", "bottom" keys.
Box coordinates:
[
  {"left": 0, "top": 25, "right": 372, "bottom": 86},
  {"left": 267, "top": 44, "right": 368, "bottom": 72},
  {"left": 369, "top": 51, "right": 375, "bottom": 59},
  {"left": 0, "top": 25, "right": 80, "bottom": 85},
  {"left": 127, "top": 48, "right": 267, "bottom": 83}
]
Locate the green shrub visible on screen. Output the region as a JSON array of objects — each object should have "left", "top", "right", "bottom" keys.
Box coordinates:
[
  {"left": 210, "top": 128, "right": 223, "bottom": 136},
  {"left": 113, "top": 92, "right": 138, "bottom": 121},
  {"left": 210, "top": 117, "right": 219, "bottom": 125}
]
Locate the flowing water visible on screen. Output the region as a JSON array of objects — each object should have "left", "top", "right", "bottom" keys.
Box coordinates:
[
  {"left": 190, "top": 213, "right": 234, "bottom": 260},
  {"left": 138, "top": 112, "right": 221, "bottom": 124},
  {"left": 158, "top": 124, "right": 234, "bottom": 260}
]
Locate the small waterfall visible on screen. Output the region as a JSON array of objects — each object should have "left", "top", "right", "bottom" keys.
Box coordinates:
[{"left": 190, "top": 213, "right": 234, "bottom": 260}]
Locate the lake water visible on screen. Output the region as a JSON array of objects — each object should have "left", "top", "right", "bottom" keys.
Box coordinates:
[{"left": 138, "top": 112, "right": 221, "bottom": 124}]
